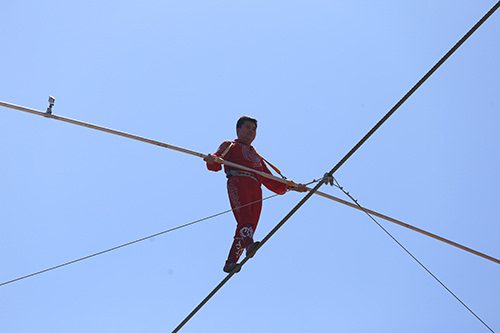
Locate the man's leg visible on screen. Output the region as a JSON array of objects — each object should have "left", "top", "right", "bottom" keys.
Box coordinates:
[
  {"left": 228, "top": 177, "right": 263, "bottom": 259},
  {"left": 239, "top": 224, "right": 260, "bottom": 258},
  {"left": 223, "top": 237, "right": 244, "bottom": 273}
]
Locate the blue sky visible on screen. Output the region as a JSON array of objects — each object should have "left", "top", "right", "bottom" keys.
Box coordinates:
[{"left": 1, "top": 1, "right": 499, "bottom": 332}]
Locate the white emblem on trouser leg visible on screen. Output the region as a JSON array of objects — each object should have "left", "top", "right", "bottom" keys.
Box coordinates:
[
  {"left": 239, "top": 226, "right": 253, "bottom": 239},
  {"left": 235, "top": 238, "right": 244, "bottom": 258}
]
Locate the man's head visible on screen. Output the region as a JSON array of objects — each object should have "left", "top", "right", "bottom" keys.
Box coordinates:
[{"left": 236, "top": 116, "right": 257, "bottom": 145}]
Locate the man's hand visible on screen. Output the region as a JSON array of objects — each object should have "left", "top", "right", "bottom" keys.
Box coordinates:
[
  {"left": 204, "top": 154, "right": 217, "bottom": 164},
  {"left": 292, "top": 184, "right": 308, "bottom": 192}
]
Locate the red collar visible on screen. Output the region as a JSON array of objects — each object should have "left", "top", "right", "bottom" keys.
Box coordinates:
[{"left": 234, "top": 139, "right": 251, "bottom": 146}]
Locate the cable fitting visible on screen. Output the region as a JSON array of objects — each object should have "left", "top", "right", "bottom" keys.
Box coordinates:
[{"left": 322, "top": 173, "right": 334, "bottom": 186}]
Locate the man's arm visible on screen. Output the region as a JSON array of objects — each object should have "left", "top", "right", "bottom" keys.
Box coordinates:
[
  {"left": 203, "top": 154, "right": 217, "bottom": 164},
  {"left": 204, "top": 153, "right": 221, "bottom": 171},
  {"left": 204, "top": 141, "right": 232, "bottom": 172},
  {"left": 291, "top": 183, "right": 307, "bottom": 192},
  {"left": 260, "top": 161, "right": 307, "bottom": 194}
]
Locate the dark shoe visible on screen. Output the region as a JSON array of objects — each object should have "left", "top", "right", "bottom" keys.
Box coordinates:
[
  {"left": 246, "top": 241, "right": 260, "bottom": 258},
  {"left": 223, "top": 262, "right": 241, "bottom": 274}
]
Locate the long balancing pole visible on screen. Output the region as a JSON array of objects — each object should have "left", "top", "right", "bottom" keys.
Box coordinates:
[{"left": 1, "top": 99, "right": 498, "bottom": 265}]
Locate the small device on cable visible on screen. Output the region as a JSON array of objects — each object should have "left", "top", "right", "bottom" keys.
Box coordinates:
[{"left": 46, "top": 96, "right": 55, "bottom": 115}]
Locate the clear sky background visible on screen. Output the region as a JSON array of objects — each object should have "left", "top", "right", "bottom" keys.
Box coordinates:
[{"left": 1, "top": 1, "right": 499, "bottom": 332}]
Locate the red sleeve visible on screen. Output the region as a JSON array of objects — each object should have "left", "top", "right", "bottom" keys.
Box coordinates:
[
  {"left": 206, "top": 141, "right": 231, "bottom": 172},
  {"left": 260, "top": 161, "right": 288, "bottom": 195}
]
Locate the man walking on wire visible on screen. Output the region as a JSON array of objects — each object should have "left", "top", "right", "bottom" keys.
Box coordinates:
[{"left": 204, "top": 116, "right": 306, "bottom": 273}]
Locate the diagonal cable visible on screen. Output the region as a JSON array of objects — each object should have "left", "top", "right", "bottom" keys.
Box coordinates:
[
  {"left": 171, "top": 3, "right": 500, "bottom": 331},
  {"left": 326, "top": 0, "right": 500, "bottom": 179},
  {"left": 332, "top": 177, "right": 494, "bottom": 333},
  {"left": 0, "top": 193, "right": 281, "bottom": 287},
  {"left": 172, "top": 180, "right": 323, "bottom": 333}
]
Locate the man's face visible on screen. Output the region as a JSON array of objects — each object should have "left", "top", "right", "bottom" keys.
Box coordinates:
[{"left": 237, "top": 120, "right": 257, "bottom": 145}]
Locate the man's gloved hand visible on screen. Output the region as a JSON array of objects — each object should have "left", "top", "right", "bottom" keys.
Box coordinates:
[
  {"left": 292, "top": 184, "right": 308, "bottom": 192},
  {"left": 204, "top": 154, "right": 217, "bottom": 164}
]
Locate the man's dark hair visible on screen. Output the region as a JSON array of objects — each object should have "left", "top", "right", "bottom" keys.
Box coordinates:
[{"left": 236, "top": 116, "right": 258, "bottom": 130}]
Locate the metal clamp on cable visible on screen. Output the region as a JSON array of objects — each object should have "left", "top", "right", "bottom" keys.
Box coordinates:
[{"left": 322, "top": 173, "right": 334, "bottom": 186}]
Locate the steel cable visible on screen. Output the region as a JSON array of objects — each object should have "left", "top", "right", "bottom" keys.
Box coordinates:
[
  {"left": 172, "top": 3, "right": 500, "bottom": 331},
  {"left": 332, "top": 177, "right": 495, "bottom": 332},
  {"left": 0, "top": 193, "right": 283, "bottom": 287}
]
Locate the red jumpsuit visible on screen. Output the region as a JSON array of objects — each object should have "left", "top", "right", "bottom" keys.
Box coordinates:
[{"left": 207, "top": 139, "right": 288, "bottom": 269}]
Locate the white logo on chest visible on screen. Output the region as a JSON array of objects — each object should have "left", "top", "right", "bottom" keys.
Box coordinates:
[{"left": 242, "top": 145, "right": 262, "bottom": 167}]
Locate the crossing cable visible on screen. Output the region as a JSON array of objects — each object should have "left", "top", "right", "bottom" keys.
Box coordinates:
[
  {"left": 324, "top": 0, "right": 500, "bottom": 183},
  {"left": 331, "top": 177, "right": 494, "bottom": 333},
  {"left": 172, "top": 181, "right": 324, "bottom": 333},
  {"left": 172, "top": 4, "right": 500, "bottom": 331},
  {"left": 0, "top": 193, "right": 283, "bottom": 288}
]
